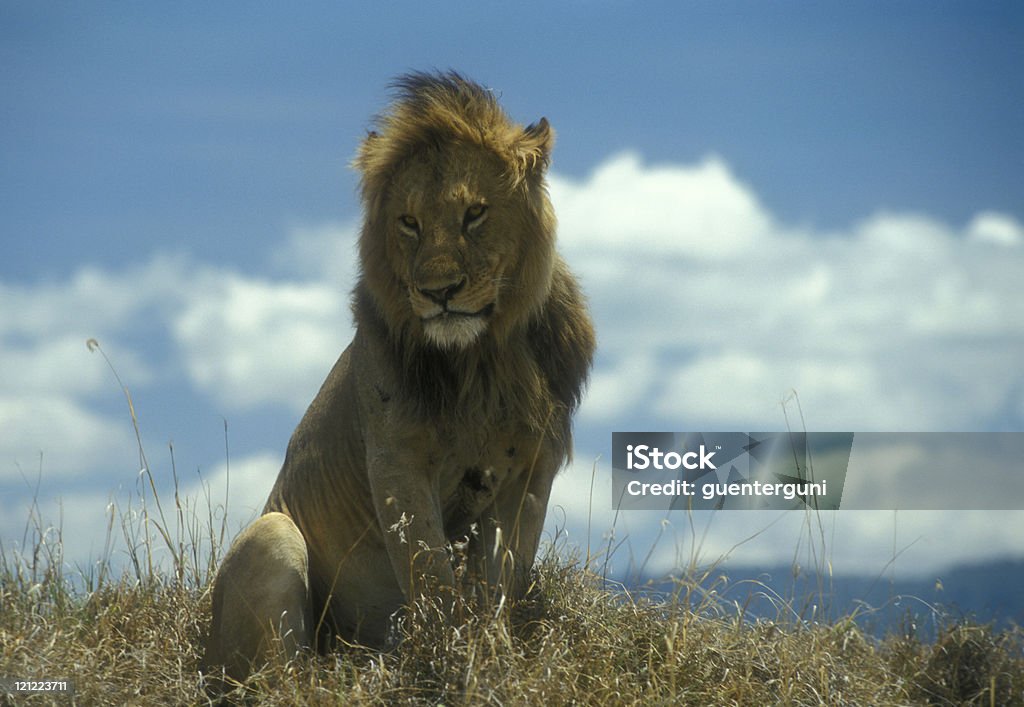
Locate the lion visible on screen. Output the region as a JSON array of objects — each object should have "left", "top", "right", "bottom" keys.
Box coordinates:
[{"left": 201, "top": 71, "right": 595, "bottom": 687}]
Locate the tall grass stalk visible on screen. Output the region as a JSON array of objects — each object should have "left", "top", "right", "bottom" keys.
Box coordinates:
[{"left": 0, "top": 345, "right": 1020, "bottom": 704}]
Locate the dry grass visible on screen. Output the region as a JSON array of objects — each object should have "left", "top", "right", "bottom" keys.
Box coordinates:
[
  {"left": 3, "top": 346, "right": 1021, "bottom": 705},
  {"left": 2, "top": 498, "right": 1022, "bottom": 706}
]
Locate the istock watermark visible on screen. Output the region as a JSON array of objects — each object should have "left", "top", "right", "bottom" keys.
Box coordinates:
[
  {"left": 613, "top": 432, "right": 849, "bottom": 511},
  {"left": 611, "top": 432, "right": 1024, "bottom": 511},
  {"left": 625, "top": 443, "right": 718, "bottom": 471}
]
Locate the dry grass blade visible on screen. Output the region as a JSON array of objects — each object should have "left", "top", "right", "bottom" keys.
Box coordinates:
[{"left": 1, "top": 346, "right": 1019, "bottom": 704}]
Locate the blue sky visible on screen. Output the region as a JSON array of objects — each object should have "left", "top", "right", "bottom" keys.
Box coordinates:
[
  {"left": 2, "top": 3, "right": 1023, "bottom": 582},
  {"left": 6, "top": 2, "right": 1022, "bottom": 276}
]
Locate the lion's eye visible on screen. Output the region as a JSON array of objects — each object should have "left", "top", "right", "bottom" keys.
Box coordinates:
[
  {"left": 463, "top": 203, "right": 488, "bottom": 231},
  {"left": 398, "top": 215, "right": 420, "bottom": 236}
]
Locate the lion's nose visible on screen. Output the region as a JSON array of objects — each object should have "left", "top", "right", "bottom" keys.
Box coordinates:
[{"left": 418, "top": 276, "right": 466, "bottom": 306}]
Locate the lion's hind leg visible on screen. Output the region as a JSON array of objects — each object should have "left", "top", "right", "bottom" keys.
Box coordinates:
[{"left": 202, "top": 511, "right": 312, "bottom": 688}]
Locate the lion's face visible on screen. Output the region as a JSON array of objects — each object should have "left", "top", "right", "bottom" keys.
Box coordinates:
[{"left": 382, "top": 142, "right": 533, "bottom": 349}]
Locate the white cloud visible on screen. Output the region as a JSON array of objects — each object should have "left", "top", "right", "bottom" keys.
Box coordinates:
[
  {"left": 552, "top": 155, "right": 1024, "bottom": 432},
  {"left": 3, "top": 152, "right": 1023, "bottom": 578},
  {"left": 0, "top": 489, "right": 121, "bottom": 572},
  {"left": 274, "top": 221, "right": 361, "bottom": 284},
  {"left": 548, "top": 458, "right": 1024, "bottom": 578},
  {"left": 1, "top": 336, "right": 143, "bottom": 396},
  {"left": 184, "top": 450, "right": 282, "bottom": 530},
  {"left": 581, "top": 353, "right": 660, "bottom": 423},
  {"left": 173, "top": 271, "right": 353, "bottom": 412},
  {"left": 654, "top": 352, "right": 815, "bottom": 427},
  {"left": 550, "top": 152, "right": 773, "bottom": 260},
  {"left": 0, "top": 256, "right": 188, "bottom": 342},
  {"left": 657, "top": 510, "right": 1024, "bottom": 577},
  {"left": 171, "top": 224, "right": 360, "bottom": 412},
  {"left": 966, "top": 211, "right": 1024, "bottom": 247},
  {"left": 546, "top": 153, "right": 1024, "bottom": 579},
  {"left": 0, "top": 260, "right": 184, "bottom": 483},
  {"left": 0, "top": 395, "right": 134, "bottom": 481}
]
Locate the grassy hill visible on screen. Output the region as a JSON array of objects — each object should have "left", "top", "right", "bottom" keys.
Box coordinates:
[
  {"left": 2, "top": 505, "right": 1021, "bottom": 706},
  {"left": 3, "top": 356, "right": 1019, "bottom": 704}
]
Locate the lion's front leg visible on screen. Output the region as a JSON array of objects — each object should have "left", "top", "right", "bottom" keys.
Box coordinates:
[
  {"left": 202, "top": 512, "right": 312, "bottom": 688},
  {"left": 367, "top": 462, "right": 458, "bottom": 610},
  {"left": 465, "top": 453, "right": 557, "bottom": 606}
]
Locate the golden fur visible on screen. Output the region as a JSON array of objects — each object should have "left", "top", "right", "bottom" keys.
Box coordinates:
[{"left": 202, "top": 71, "right": 594, "bottom": 688}]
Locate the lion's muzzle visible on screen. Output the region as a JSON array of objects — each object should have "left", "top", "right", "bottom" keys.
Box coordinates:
[
  {"left": 418, "top": 275, "right": 467, "bottom": 307},
  {"left": 421, "top": 303, "right": 494, "bottom": 349}
]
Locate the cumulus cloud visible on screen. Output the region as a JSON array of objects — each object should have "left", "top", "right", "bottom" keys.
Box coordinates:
[
  {"left": 169, "top": 222, "right": 361, "bottom": 412},
  {"left": 0, "top": 256, "right": 189, "bottom": 342},
  {"left": 641, "top": 510, "right": 1024, "bottom": 577},
  {"left": 183, "top": 450, "right": 282, "bottom": 528},
  {"left": 0, "top": 395, "right": 134, "bottom": 481},
  {"left": 1, "top": 226, "right": 358, "bottom": 490},
  {"left": 553, "top": 153, "right": 1024, "bottom": 432},
  {"left": 0, "top": 259, "right": 185, "bottom": 481},
  {"left": 0, "top": 489, "right": 122, "bottom": 571},
  {"left": 966, "top": 211, "right": 1024, "bottom": 247},
  {"left": 3, "top": 151, "right": 1023, "bottom": 576},
  {"left": 173, "top": 272, "right": 353, "bottom": 412},
  {"left": 547, "top": 460, "right": 1024, "bottom": 577},
  {"left": 273, "top": 221, "right": 361, "bottom": 283},
  {"left": 582, "top": 353, "right": 661, "bottom": 423},
  {"left": 545, "top": 152, "right": 1024, "bottom": 577},
  {"left": 549, "top": 152, "right": 773, "bottom": 260},
  {"left": 2, "top": 336, "right": 125, "bottom": 397}
]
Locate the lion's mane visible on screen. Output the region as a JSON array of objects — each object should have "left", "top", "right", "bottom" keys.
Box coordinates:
[{"left": 352, "top": 71, "right": 592, "bottom": 446}]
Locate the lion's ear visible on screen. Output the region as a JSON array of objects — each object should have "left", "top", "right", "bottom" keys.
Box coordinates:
[{"left": 516, "top": 117, "right": 554, "bottom": 174}]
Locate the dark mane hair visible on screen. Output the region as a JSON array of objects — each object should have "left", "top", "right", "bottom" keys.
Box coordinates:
[
  {"left": 350, "top": 71, "right": 592, "bottom": 449},
  {"left": 354, "top": 70, "right": 552, "bottom": 201}
]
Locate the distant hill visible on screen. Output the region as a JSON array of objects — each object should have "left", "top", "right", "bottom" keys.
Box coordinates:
[{"left": 633, "top": 557, "right": 1024, "bottom": 639}]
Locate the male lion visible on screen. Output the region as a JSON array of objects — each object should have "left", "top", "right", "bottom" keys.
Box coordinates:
[{"left": 202, "top": 71, "right": 595, "bottom": 685}]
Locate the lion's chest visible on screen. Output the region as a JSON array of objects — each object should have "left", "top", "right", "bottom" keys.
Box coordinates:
[{"left": 433, "top": 432, "right": 535, "bottom": 538}]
